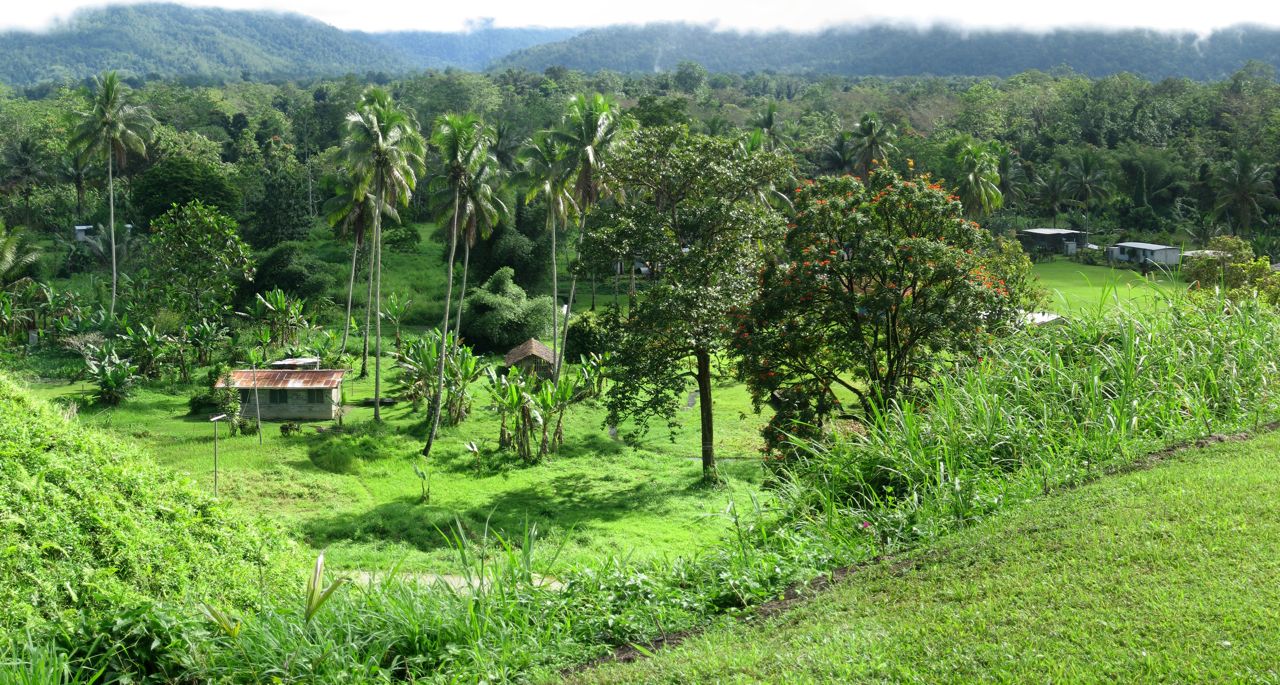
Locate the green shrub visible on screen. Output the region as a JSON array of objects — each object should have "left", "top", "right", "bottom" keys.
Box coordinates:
[
  {"left": 564, "top": 308, "right": 621, "bottom": 360},
  {"left": 307, "top": 422, "right": 404, "bottom": 475},
  {"left": 460, "top": 266, "right": 553, "bottom": 352}
]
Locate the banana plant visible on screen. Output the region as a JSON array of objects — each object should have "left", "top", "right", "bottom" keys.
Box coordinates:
[{"left": 380, "top": 292, "right": 412, "bottom": 351}]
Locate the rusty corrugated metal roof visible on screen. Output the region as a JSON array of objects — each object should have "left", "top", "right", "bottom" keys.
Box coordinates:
[{"left": 215, "top": 369, "right": 345, "bottom": 389}]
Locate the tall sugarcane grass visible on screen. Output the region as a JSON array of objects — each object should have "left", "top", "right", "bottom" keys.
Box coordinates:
[{"left": 779, "top": 289, "right": 1280, "bottom": 547}]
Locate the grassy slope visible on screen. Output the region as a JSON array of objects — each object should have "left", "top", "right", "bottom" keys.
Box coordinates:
[
  {"left": 1033, "top": 259, "right": 1182, "bottom": 313},
  {"left": 571, "top": 432, "right": 1280, "bottom": 684}
]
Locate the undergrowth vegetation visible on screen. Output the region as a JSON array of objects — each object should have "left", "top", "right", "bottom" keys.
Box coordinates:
[{"left": 5, "top": 290, "right": 1280, "bottom": 683}]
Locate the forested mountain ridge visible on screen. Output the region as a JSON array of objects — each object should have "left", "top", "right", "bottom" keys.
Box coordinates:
[
  {"left": 362, "top": 25, "right": 582, "bottom": 71},
  {"left": 498, "top": 23, "right": 1280, "bottom": 81},
  {"left": 0, "top": 4, "right": 416, "bottom": 84},
  {"left": 0, "top": 4, "right": 579, "bottom": 85}
]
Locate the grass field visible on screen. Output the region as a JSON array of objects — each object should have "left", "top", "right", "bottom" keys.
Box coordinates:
[
  {"left": 23, "top": 358, "right": 770, "bottom": 574},
  {"left": 570, "top": 430, "right": 1280, "bottom": 684},
  {"left": 1032, "top": 258, "right": 1183, "bottom": 313}
]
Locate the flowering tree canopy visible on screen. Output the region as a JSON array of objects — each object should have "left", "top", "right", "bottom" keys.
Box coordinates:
[{"left": 732, "top": 170, "right": 1037, "bottom": 454}]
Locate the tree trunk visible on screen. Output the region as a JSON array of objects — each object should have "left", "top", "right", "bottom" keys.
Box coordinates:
[
  {"left": 423, "top": 187, "right": 461, "bottom": 458},
  {"left": 373, "top": 177, "right": 384, "bottom": 423},
  {"left": 549, "top": 211, "right": 560, "bottom": 375},
  {"left": 360, "top": 242, "right": 374, "bottom": 378},
  {"left": 108, "top": 153, "right": 117, "bottom": 320},
  {"left": 340, "top": 235, "right": 360, "bottom": 356},
  {"left": 454, "top": 237, "right": 470, "bottom": 335},
  {"left": 695, "top": 348, "right": 717, "bottom": 483}
]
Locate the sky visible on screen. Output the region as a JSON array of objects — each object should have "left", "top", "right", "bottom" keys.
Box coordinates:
[{"left": 5, "top": 0, "right": 1280, "bottom": 34}]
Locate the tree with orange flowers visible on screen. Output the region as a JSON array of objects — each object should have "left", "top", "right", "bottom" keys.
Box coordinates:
[{"left": 732, "top": 170, "right": 1036, "bottom": 458}]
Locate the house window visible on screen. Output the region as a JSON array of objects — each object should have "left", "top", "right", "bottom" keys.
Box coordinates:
[
  {"left": 268, "top": 389, "right": 288, "bottom": 404},
  {"left": 306, "top": 389, "right": 325, "bottom": 404}
]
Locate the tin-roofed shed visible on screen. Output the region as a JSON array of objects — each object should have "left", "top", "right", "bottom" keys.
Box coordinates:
[{"left": 215, "top": 369, "right": 345, "bottom": 420}]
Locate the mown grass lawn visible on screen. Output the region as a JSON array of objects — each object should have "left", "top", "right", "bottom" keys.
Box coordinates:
[
  {"left": 23, "top": 358, "right": 770, "bottom": 574},
  {"left": 569, "top": 431, "right": 1280, "bottom": 684},
  {"left": 1032, "top": 258, "right": 1183, "bottom": 313}
]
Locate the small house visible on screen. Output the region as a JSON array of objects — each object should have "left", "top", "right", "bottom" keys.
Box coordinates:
[
  {"left": 1017, "top": 228, "right": 1086, "bottom": 255},
  {"left": 73, "top": 225, "right": 95, "bottom": 242},
  {"left": 504, "top": 338, "right": 558, "bottom": 379},
  {"left": 1106, "top": 242, "right": 1181, "bottom": 266},
  {"left": 215, "top": 369, "right": 345, "bottom": 421}
]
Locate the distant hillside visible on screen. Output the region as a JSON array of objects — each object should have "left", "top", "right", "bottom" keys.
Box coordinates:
[
  {"left": 497, "top": 23, "right": 1280, "bottom": 80},
  {"left": 0, "top": 3, "right": 414, "bottom": 84},
  {"left": 364, "top": 25, "right": 581, "bottom": 71}
]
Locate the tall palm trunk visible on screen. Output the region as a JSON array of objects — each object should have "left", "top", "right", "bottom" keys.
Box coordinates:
[
  {"left": 454, "top": 237, "right": 470, "bottom": 335},
  {"left": 373, "top": 177, "right": 385, "bottom": 422},
  {"left": 360, "top": 244, "right": 374, "bottom": 378},
  {"left": 556, "top": 213, "right": 589, "bottom": 380},
  {"left": 423, "top": 188, "right": 461, "bottom": 458},
  {"left": 108, "top": 153, "right": 117, "bottom": 320},
  {"left": 340, "top": 235, "right": 360, "bottom": 356},
  {"left": 549, "top": 211, "right": 559, "bottom": 374}
]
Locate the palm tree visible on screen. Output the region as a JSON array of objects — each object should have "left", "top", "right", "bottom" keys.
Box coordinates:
[
  {"left": 341, "top": 88, "right": 425, "bottom": 422},
  {"left": 0, "top": 222, "right": 40, "bottom": 289},
  {"left": 1064, "top": 150, "right": 1112, "bottom": 231},
  {"left": 426, "top": 116, "right": 506, "bottom": 335},
  {"left": 70, "top": 71, "right": 155, "bottom": 320},
  {"left": 59, "top": 150, "right": 94, "bottom": 220},
  {"left": 417, "top": 113, "right": 493, "bottom": 457},
  {"left": 1036, "top": 164, "right": 1071, "bottom": 227},
  {"left": 820, "top": 131, "right": 858, "bottom": 174},
  {"left": 750, "top": 102, "right": 788, "bottom": 152},
  {"left": 1212, "top": 152, "right": 1278, "bottom": 237},
  {"left": 955, "top": 142, "right": 1003, "bottom": 218},
  {"left": 3, "top": 136, "right": 50, "bottom": 225},
  {"left": 518, "top": 132, "right": 576, "bottom": 380},
  {"left": 324, "top": 170, "right": 389, "bottom": 370},
  {"left": 850, "top": 113, "right": 898, "bottom": 176},
  {"left": 549, "top": 93, "right": 624, "bottom": 378},
  {"left": 993, "top": 143, "right": 1028, "bottom": 209}
]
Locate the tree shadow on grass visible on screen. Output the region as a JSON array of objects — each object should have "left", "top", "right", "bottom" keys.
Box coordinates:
[{"left": 301, "top": 473, "right": 680, "bottom": 556}]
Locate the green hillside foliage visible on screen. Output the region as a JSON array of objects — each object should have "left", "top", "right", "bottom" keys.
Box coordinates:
[
  {"left": 0, "top": 371, "right": 294, "bottom": 631},
  {"left": 0, "top": 3, "right": 412, "bottom": 85},
  {"left": 499, "top": 23, "right": 1280, "bottom": 80}
]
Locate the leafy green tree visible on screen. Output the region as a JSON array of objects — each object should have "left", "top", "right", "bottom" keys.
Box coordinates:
[
  {"left": 1036, "top": 164, "right": 1071, "bottom": 226},
  {"left": 341, "top": 87, "right": 425, "bottom": 422},
  {"left": 146, "top": 201, "right": 254, "bottom": 319},
  {"left": 1212, "top": 152, "right": 1278, "bottom": 237},
  {"left": 70, "top": 71, "right": 156, "bottom": 319},
  {"left": 459, "top": 266, "right": 554, "bottom": 352},
  {"left": 248, "top": 160, "right": 314, "bottom": 248},
  {"left": 673, "top": 61, "right": 708, "bottom": 94},
  {"left": 732, "top": 172, "right": 1035, "bottom": 453},
  {"left": 596, "top": 127, "right": 791, "bottom": 483},
  {"left": 130, "top": 155, "right": 240, "bottom": 228}
]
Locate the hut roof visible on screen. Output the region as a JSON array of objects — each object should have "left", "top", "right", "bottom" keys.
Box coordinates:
[
  {"left": 1114, "top": 241, "right": 1177, "bottom": 252},
  {"left": 504, "top": 338, "right": 557, "bottom": 367},
  {"left": 215, "top": 369, "right": 345, "bottom": 390},
  {"left": 1021, "top": 228, "right": 1082, "bottom": 236}
]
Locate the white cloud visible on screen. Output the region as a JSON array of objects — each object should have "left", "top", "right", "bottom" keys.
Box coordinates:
[{"left": 7, "top": 0, "right": 1280, "bottom": 33}]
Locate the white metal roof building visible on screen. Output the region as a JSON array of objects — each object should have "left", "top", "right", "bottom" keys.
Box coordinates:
[{"left": 1106, "top": 242, "right": 1181, "bottom": 266}]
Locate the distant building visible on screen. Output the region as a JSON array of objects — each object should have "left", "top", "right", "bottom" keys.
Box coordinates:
[
  {"left": 1018, "top": 228, "right": 1087, "bottom": 255},
  {"left": 1106, "top": 242, "right": 1181, "bottom": 266},
  {"left": 216, "top": 369, "right": 345, "bottom": 421},
  {"left": 73, "top": 225, "right": 94, "bottom": 242},
  {"left": 270, "top": 357, "right": 322, "bottom": 370},
  {"left": 504, "top": 338, "right": 558, "bottom": 379}
]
